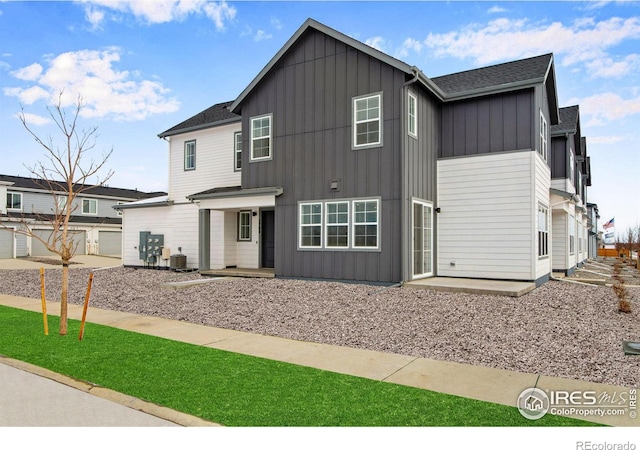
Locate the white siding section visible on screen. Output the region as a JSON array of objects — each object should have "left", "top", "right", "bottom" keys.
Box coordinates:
[
  {"left": 534, "top": 154, "right": 551, "bottom": 280},
  {"left": 551, "top": 178, "right": 575, "bottom": 195},
  {"left": 552, "top": 208, "right": 568, "bottom": 272},
  {"left": 209, "top": 211, "right": 225, "bottom": 269},
  {"left": 223, "top": 212, "right": 237, "bottom": 267},
  {"left": 121, "top": 203, "right": 199, "bottom": 268},
  {"left": 437, "top": 152, "right": 535, "bottom": 281},
  {"left": 168, "top": 122, "right": 241, "bottom": 202},
  {"left": 237, "top": 213, "right": 259, "bottom": 268}
]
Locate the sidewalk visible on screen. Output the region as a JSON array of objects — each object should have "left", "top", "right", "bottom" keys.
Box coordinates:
[{"left": 0, "top": 292, "right": 638, "bottom": 427}]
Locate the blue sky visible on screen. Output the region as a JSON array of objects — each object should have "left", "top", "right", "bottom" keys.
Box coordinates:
[{"left": 1, "top": 1, "right": 639, "bottom": 234}]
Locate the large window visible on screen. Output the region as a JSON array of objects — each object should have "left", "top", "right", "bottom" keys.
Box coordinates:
[
  {"left": 538, "top": 204, "right": 549, "bottom": 258},
  {"left": 538, "top": 110, "right": 548, "bottom": 161},
  {"left": 250, "top": 114, "right": 272, "bottom": 161},
  {"left": 353, "top": 93, "right": 382, "bottom": 148},
  {"left": 82, "top": 198, "right": 97, "bottom": 215},
  {"left": 299, "top": 198, "right": 380, "bottom": 250},
  {"left": 184, "top": 140, "right": 196, "bottom": 170},
  {"left": 408, "top": 92, "right": 417, "bottom": 138},
  {"left": 237, "top": 210, "right": 251, "bottom": 241},
  {"left": 234, "top": 132, "right": 242, "bottom": 171},
  {"left": 6, "top": 192, "right": 22, "bottom": 211}
]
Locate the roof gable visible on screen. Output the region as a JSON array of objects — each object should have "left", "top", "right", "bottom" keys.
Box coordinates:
[
  {"left": 158, "top": 101, "right": 240, "bottom": 138},
  {"left": 551, "top": 105, "right": 580, "bottom": 135}
]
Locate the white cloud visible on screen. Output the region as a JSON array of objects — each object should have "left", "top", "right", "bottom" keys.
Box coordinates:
[
  {"left": 421, "top": 16, "right": 640, "bottom": 78},
  {"left": 397, "top": 37, "right": 423, "bottom": 59},
  {"left": 5, "top": 48, "right": 180, "bottom": 121},
  {"left": 271, "top": 17, "right": 282, "bottom": 31},
  {"left": 588, "top": 135, "right": 625, "bottom": 145},
  {"left": 254, "top": 29, "right": 272, "bottom": 42},
  {"left": 11, "top": 63, "right": 43, "bottom": 81},
  {"left": 586, "top": 54, "right": 640, "bottom": 78},
  {"left": 567, "top": 92, "right": 640, "bottom": 126},
  {"left": 76, "top": 0, "right": 236, "bottom": 29},
  {"left": 18, "top": 112, "right": 51, "bottom": 126},
  {"left": 487, "top": 6, "right": 507, "bottom": 14},
  {"left": 365, "top": 36, "right": 386, "bottom": 51}
]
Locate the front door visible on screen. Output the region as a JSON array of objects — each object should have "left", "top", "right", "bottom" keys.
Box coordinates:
[
  {"left": 412, "top": 200, "right": 433, "bottom": 279},
  {"left": 261, "top": 210, "right": 275, "bottom": 268}
]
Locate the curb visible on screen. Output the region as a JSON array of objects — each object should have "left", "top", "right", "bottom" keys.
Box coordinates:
[{"left": 0, "top": 355, "right": 221, "bottom": 427}]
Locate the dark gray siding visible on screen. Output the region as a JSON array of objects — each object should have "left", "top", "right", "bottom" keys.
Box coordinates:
[
  {"left": 551, "top": 136, "right": 567, "bottom": 179},
  {"left": 239, "top": 29, "right": 412, "bottom": 282},
  {"left": 439, "top": 89, "right": 534, "bottom": 158}
]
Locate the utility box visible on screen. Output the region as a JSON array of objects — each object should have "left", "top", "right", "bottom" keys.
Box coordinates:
[
  {"left": 170, "top": 254, "right": 187, "bottom": 270},
  {"left": 139, "top": 231, "right": 164, "bottom": 265}
]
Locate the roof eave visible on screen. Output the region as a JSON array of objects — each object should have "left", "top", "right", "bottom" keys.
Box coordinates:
[
  {"left": 441, "top": 78, "right": 544, "bottom": 102},
  {"left": 188, "top": 186, "right": 284, "bottom": 201},
  {"left": 158, "top": 116, "right": 241, "bottom": 138}
]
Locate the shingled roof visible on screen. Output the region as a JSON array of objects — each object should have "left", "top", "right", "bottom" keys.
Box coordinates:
[
  {"left": 0, "top": 174, "right": 166, "bottom": 200},
  {"left": 551, "top": 105, "right": 580, "bottom": 135},
  {"left": 158, "top": 101, "right": 240, "bottom": 138},
  {"left": 431, "top": 53, "right": 554, "bottom": 96}
]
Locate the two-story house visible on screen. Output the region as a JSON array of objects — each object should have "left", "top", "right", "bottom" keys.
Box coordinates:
[
  {"left": 119, "top": 18, "right": 595, "bottom": 286},
  {"left": 550, "top": 106, "right": 592, "bottom": 275},
  {"left": 0, "top": 174, "right": 164, "bottom": 259}
]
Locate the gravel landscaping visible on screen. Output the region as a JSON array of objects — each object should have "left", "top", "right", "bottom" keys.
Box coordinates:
[{"left": 1, "top": 265, "right": 639, "bottom": 388}]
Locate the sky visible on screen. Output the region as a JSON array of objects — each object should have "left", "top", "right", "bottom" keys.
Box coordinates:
[{"left": 1, "top": 0, "right": 639, "bottom": 236}]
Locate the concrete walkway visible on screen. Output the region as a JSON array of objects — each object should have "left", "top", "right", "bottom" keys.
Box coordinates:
[
  {"left": 0, "top": 293, "right": 637, "bottom": 427},
  {"left": 0, "top": 255, "right": 122, "bottom": 270}
]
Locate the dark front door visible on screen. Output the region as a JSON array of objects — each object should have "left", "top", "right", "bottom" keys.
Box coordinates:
[{"left": 261, "top": 210, "right": 275, "bottom": 268}]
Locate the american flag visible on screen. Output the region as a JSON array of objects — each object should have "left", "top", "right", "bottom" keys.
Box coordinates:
[{"left": 603, "top": 217, "right": 615, "bottom": 229}]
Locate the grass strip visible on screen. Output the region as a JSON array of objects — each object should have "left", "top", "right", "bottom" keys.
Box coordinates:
[{"left": 0, "top": 305, "right": 595, "bottom": 427}]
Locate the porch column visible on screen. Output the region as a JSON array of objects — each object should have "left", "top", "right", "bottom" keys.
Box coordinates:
[{"left": 199, "top": 209, "right": 210, "bottom": 270}]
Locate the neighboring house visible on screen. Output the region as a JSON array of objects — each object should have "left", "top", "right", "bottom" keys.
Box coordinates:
[
  {"left": 0, "top": 174, "right": 164, "bottom": 259},
  {"left": 550, "top": 106, "right": 592, "bottom": 275},
  {"left": 586, "top": 202, "right": 600, "bottom": 259},
  {"left": 119, "top": 18, "right": 595, "bottom": 286}
]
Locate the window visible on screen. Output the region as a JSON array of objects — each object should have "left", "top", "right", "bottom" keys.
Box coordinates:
[
  {"left": 408, "top": 92, "right": 417, "bottom": 138},
  {"left": 569, "top": 151, "right": 575, "bottom": 185},
  {"left": 300, "top": 203, "right": 322, "bottom": 248},
  {"left": 237, "top": 211, "right": 251, "bottom": 241},
  {"left": 325, "top": 202, "right": 349, "bottom": 248},
  {"left": 569, "top": 215, "right": 575, "bottom": 255},
  {"left": 56, "top": 196, "right": 68, "bottom": 212},
  {"left": 184, "top": 140, "right": 196, "bottom": 170},
  {"left": 538, "top": 110, "right": 548, "bottom": 161},
  {"left": 82, "top": 198, "right": 97, "bottom": 215},
  {"left": 353, "top": 93, "right": 382, "bottom": 148},
  {"left": 538, "top": 204, "right": 549, "bottom": 258},
  {"left": 353, "top": 200, "right": 379, "bottom": 248},
  {"left": 250, "top": 115, "right": 272, "bottom": 161},
  {"left": 234, "top": 132, "right": 242, "bottom": 171},
  {"left": 6, "top": 192, "right": 22, "bottom": 211}
]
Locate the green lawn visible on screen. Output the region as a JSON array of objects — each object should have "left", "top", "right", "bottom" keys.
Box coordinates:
[{"left": 0, "top": 305, "right": 596, "bottom": 427}]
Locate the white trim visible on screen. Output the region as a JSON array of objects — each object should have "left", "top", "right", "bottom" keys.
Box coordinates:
[
  {"left": 411, "top": 199, "right": 433, "bottom": 279},
  {"left": 82, "top": 198, "right": 98, "bottom": 215},
  {"left": 352, "top": 93, "right": 383, "bottom": 149},
  {"left": 299, "top": 202, "right": 322, "bottom": 248},
  {"left": 250, "top": 114, "right": 272, "bottom": 161},
  {"left": 351, "top": 199, "right": 380, "bottom": 249},
  {"left": 237, "top": 210, "right": 251, "bottom": 241},
  {"left": 6, "top": 191, "right": 22, "bottom": 211},
  {"left": 184, "top": 140, "right": 196, "bottom": 170},
  {"left": 537, "top": 203, "right": 549, "bottom": 258},
  {"left": 234, "top": 131, "right": 242, "bottom": 171},
  {"left": 538, "top": 110, "right": 548, "bottom": 161},
  {"left": 408, "top": 91, "right": 417, "bottom": 139},
  {"left": 325, "top": 201, "right": 349, "bottom": 249}
]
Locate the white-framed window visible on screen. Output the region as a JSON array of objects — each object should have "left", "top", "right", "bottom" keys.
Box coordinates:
[
  {"left": 250, "top": 114, "right": 272, "bottom": 161},
  {"left": 234, "top": 132, "right": 242, "bottom": 171},
  {"left": 6, "top": 192, "right": 22, "bottom": 211},
  {"left": 82, "top": 198, "right": 97, "bottom": 215},
  {"left": 569, "top": 215, "right": 575, "bottom": 255},
  {"left": 353, "top": 93, "right": 382, "bottom": 148},
  {"left": 569, "top": 151, "right": 575, "bottom": 185},
  {"left": 184, "top": 140, "right": 196, "bottom": 170},
  {"left": 408, "top": 91, "right": 417, "bottom": 138},
  {"left": 299, "top": 198, "right": 380, "bottom": 251},
  {"left": 237, "top": 210, "right": 251, "bottom": 241},
  {"left": 539, "top": 110, "right": 548, "bottom": 161},
  {"left": 56, "top": 195, "right": 68, "bottom": 213},
  {"left": 412, "top": 199, "right": 433, "bottom": 278},
  {"left": 353, "top": 200, "right": 379, "bottom": 248},
  {"left": 537, "top": 204, "right": 549, "bottom": 258},
  {"left": 299, "top": 202, "right": 322, "bottom": 248},
  {"left": 325, "top": 201, "right": 349, "bottom": 248}
]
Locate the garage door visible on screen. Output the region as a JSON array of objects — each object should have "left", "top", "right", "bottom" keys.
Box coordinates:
[
  {"left": 0, "top": 228, "right": 14, "bottom": 258},
  {"left": 98, "top": 231, "right": 122, "bottom": 256},
  {"left": 32, "top": 229, "right": 86, "bottom": 256}
]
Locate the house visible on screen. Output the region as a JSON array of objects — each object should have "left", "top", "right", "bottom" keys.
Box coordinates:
[
  {"left": 0, "top": 174, "right": 164, "bottom": 259},
  {"left": 119, "top": 18, "right": 595, "bottom": 286},
  {"left": 550, "top": 106, "right": 592, "bottom": 275}
]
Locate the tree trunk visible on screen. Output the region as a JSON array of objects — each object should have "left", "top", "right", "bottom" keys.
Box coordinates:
[{"left": 60, "top": 261, "right": 69, "bottom": 335}]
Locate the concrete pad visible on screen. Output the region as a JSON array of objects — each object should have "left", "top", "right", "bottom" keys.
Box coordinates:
[
  {"left": 200, "top": 268, "right": 275, "bottom": 278},
  {"left": 404, "top": 277, "right": 535, "bottom": 297},
  {"left": 536, "top": 375, "right": 640, "bottom": 427},
  {"left": 385, "top": 358, "right": 539, "bottom": 407},
  {"left": 160, "top": 277, "right": 224, "bottom": 289}
]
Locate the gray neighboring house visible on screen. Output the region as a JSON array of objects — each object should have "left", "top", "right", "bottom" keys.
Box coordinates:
[{"left": 0, "top": 174, "right": 165, "bottom": 259}]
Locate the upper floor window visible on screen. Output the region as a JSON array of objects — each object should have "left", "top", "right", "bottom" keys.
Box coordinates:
[
  {"left": 538, "top": 110, "right": 548, "bottom": 161},
  {"left": 56, "top": 196, "right": 68, "bottom": 213},
  {"left": 353, "top": 93, "right": 382, "bottom": 149},
  {"left": 82, "top": 198, "right": 97, "bottom": 215},
  {"left": 569, "top": 151, "right": 575, "bottom": 185},
  {"left": 184, "top": 140, "right": 196, "bottom": 170},
  {"left": 234, "top": 132, "right": 242, "bottom": 171},
  {"left": 6, "top": 192, "right": 22, "bottom": 211},
  {"left": 408, "top": 92, "right": 417, "bottom": 138},
  {"left": 250, "top": 114, "right": 272, "bottom": 161}
]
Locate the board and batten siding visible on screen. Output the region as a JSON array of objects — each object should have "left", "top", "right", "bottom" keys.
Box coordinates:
[
  {"left": 437, "top": 151, "right": 538, "bottom": 281},
  {"left": 121, "top": 203, "right": 199, "bottom": 268},
  {"left": 238, "top": 28, "right": 411, "bottom": 282},
  {"left": 168, "top": 122, "right": 241, "bottom": 203}
]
